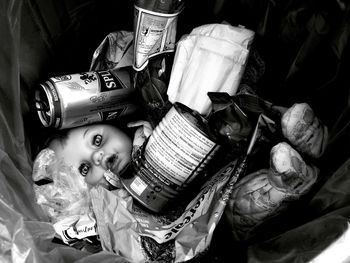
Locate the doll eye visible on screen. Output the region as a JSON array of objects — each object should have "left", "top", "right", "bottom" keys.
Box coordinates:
[
  {"left": 93, "top": 134, "right": 102, "bottom": 147},
  {"left": 79, "top": 163, "right": 90, "bottom": 177}
]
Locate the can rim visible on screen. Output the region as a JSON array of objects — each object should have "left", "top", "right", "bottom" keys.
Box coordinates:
[
  {"left": 35, "top": 83, "right": 55, "bottom": 127},
  {"left": 173, "top": 102, "right": 215, "bottom": 140}
]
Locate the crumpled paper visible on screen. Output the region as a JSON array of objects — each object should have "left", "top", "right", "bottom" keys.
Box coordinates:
[{"left": 167, "top": 23, "right": 255, "bottom": 116}]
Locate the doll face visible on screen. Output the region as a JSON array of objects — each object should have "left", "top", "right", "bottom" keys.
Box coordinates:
[{"left": 50, "top": 124, "right": 132, "bottom": 186}]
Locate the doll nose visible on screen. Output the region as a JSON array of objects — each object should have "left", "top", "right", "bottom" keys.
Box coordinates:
[{"left": 92, "top": 150, "right": 104, "bottom": 166}]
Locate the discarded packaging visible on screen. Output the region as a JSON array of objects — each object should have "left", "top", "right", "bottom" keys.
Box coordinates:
[
  {"left": 167, "top": 23, "right": 255, "bottom": 115},
  {"left": 133, "top": 0, "right": 184, "bottom": 71}
]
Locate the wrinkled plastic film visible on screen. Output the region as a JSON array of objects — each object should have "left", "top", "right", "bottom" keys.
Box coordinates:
[
  {"left": 90, "top": 159, "right": 238, "bottom": 263},
  {"left": 0, "top": 1, "right": 97, "bottom": 262}
]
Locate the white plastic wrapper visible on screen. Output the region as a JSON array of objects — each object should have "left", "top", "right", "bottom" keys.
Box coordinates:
[{"left": 167, "top": 23, "right": 255, "bottom": 115}]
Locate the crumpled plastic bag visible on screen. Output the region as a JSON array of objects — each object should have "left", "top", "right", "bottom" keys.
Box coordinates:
[
  {"left": 167, "top": 23, "right": 255, "bottom": 115},
  {"left": 32, "top": 148, "right": 92, "bottom": 222},
  {"left": 133, "top": 64, "right": 173, "bottom": 127},
  {"left": 208, "top": 92, "right": 254, "bottom": 158},
  {"left": 90, "top": 31, "right": 134, "bottom": 71},
  {"left": 32, "top": 148, "right": 99, "bottom": 247},
  {"left": 0, "top": 1, "right": 133, "bottom": 261},
  {"left": 90, "top": 159, "right": 241, "bottom": 263}
]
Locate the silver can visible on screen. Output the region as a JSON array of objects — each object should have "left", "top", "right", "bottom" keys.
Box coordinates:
[
  {"left": 121, "top": 102, "right": 220, "bottom": 212},
  {"left": 35, "top": 70, "right": 138, "bottom": 129}
]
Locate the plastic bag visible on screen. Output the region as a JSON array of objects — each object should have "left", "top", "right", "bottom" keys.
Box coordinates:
[
  {"left": 32, "top": 149, "right": 92, "bottom": 221},
  {"left": 89, "top": 31, "right": 134, "bottom": 71},
  {"left": 3, "top": 0, "right": 350, "bottom": 262},
  {"left": 90, "top": 159, "right": 239, "bottom": 263},
  {"left": 32, "top": 149, "right": 100, "bottom": 248},
  {"left": 0, "top": 0, "right": 129, "bottom": 261}
]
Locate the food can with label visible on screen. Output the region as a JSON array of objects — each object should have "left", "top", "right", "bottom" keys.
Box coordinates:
[
  {"left": 121, "top": 102, "right": 219, "bottom": 212},
  {"left": 35, "top": 70, "right": 139, "bottom": 129}
]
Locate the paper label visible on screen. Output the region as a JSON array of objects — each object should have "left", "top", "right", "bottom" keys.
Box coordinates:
[
  {"left": 130, "top": 176, "right": 148, "bottom": 195},
  {"left": 144, "top": 106, "right": 216, "bottom": 186},
  {"left": 53, "top": 213, "right": 98, "bottom": 244},
  {"left": 133, "top": 6, "right": 180, "bottom": 71}
]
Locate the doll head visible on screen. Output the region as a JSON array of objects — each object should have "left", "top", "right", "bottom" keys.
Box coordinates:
[{"left": 48, "top": 124, "right": 133, "bottom": 187}]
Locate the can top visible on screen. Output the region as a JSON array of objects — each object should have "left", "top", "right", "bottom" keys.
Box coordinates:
[
  {"left": 135, "top": 0, "right": 184, "bottom": 13},
  {"left": 174, "top": 102, "right": 217, "bottom": 141}
]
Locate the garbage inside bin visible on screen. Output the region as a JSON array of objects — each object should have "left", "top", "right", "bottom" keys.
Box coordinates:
[{"left": 2, "top": 0, "right": 350, "bottom": 262}]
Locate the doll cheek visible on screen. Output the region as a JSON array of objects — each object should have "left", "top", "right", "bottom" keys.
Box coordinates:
[{"left": 85, "top": 169, "right": 105, "bottom": 185}]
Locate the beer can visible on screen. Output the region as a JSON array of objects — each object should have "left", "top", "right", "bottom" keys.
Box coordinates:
[
  {"left": 35, "top": 70, "right": 139, "bottom": 129},
  {"left": 121, "top": 102, "right": 220, "bottom": 212}
]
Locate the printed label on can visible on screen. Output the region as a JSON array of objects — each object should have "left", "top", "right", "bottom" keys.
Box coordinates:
[
  {"left": 36, "top": 70, "right": 138, "bottom": 129},
  {"left": 121, "top": 104, "right": 218, "bottom": 212},
  {"left": 50, "top": 70, "right": 126, "bottom": 92},
  {"left": 130, "top": 176, "right": 148, "bottom": 196},
  {"left": 66, "top": 113, "right": 103, "bottom": 128},
  {"left": 133, "top": 5, "right": 180, "bottom": 71},
  {"left": 96, "top": 70, "right": 127, "bottom": 91},
  {"left": 144, "top": 105, "right": 217, "bottom": 187},
  {"left": 45, "top": 81, "right": 62, "bottom": 127},
  {"left": 41, "top": 70, "right": 137, "bottom": 129}
]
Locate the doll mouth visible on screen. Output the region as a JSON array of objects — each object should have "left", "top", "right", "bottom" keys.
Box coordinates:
[
  {"left": 103, "top": 154, "right": 122, "bottom": 188},
  {"left": 106, "top": 154, "right": 118, "bottom": 170},
  {"left": 104, "top": 153, "right": 130, "bottom": 179}
]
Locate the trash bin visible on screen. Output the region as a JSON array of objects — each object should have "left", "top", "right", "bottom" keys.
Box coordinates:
[{"left": 2, "top": 0, "right": 350, "bottom": 262}]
